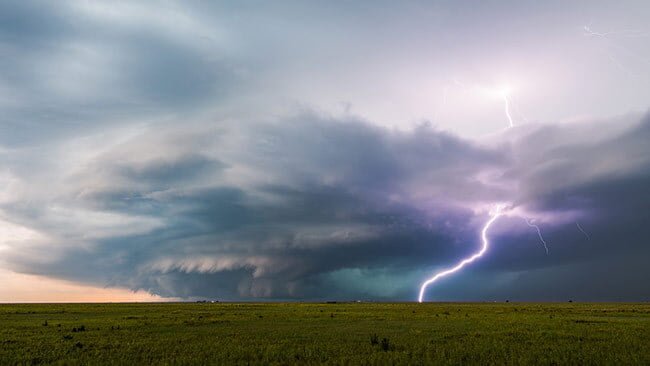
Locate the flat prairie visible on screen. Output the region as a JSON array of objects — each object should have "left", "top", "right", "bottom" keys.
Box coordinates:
[{"left": 1, "top": 302, "right": 649, "bottom": 365}]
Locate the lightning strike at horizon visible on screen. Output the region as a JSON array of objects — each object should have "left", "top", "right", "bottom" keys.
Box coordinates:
[
  {"left": 524, "top": 218, "right": 549, "bottom": 254},
  {"left": 417, "top": 84, "right": 528, "bottom": 302},
  {"left": 418, "top": 205, "right": 504, "bottom": 303}
]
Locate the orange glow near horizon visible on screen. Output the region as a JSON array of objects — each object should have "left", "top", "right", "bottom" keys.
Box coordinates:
[{"left": 0, "top": 269, "right": 170, "bottom": 303}]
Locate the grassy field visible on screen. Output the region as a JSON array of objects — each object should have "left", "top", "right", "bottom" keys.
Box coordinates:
[{"left": 1, "top": 302, "right": 649, "bottom": 365}]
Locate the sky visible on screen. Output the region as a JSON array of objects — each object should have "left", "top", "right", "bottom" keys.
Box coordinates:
[{"left": 1, "top": 0, "right": 649, "bottom": 302}]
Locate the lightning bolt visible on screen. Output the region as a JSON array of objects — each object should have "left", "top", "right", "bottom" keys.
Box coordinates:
[
  {"left": 524, "top": 218, "right": 549, "bottom": 254},
  {"left": 503, "top": 94, "right": 514, "bottom": 127},
  {"left": 582, "top": 22, "right": 650, "bottom": 77},
  {"left": 417, "top": 83, "right": 543, "bottom": 302},
  {"left": 418, "top": 205, "right": 504, "bottom": 303},
  {"left": 576, "top": 222, "right": 590, "bottom": 240},
  {"left": 415, "top": 21, "right": 636, "bottom": 303},
  {"left": 583, "top": 24, "right": 648, "bottom": 38},
  {"left": 509, "top": 94, "right": 530, "bottom": 123}
]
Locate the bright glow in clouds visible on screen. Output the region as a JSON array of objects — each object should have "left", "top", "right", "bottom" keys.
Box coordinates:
[
  {"left": 448, "top": 82, "right": 518, "bottom": 127},
  {"left": 418, "top": 205, "right": 504, "bottom": 303}
]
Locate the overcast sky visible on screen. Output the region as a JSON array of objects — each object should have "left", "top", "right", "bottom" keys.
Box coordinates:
[{"left": 1, "top": 1, "right": 649, "bottom": 302}]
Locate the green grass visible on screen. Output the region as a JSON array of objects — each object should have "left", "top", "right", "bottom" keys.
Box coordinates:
[{"left": 1, "top": 302, "right": 649, "bottom": 365}]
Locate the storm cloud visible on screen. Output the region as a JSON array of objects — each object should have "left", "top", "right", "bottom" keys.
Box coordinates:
[
  {"left": 1, "top": 1, "right": 649, "bottom": 301},
  {"left": 2, "top": 112, "right": 649, "bottom": 300}
]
